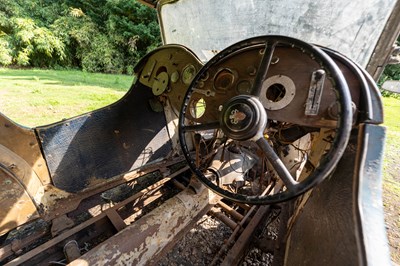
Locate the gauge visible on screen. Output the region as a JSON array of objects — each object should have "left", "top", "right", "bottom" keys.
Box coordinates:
[
  {"left": 200, "top": 71, "right": 209, "bottom": 81},
  {"left": 214, "top": 69, "right": 236, "bottom": 92},
  {"left": 237, "top": 80, "right": 252, "bottom": 94},
  {"left": 170, "top": 71, "right": 180, "bottom": 83},
  {"left": 246, "top": 66, "right": 257, "bottom": 76},
  {"left": 182, "top": 64, "right": 196, "bottom": 85},
  {"left": 152, "top": 72, "right": 169, "bottom": 96}
]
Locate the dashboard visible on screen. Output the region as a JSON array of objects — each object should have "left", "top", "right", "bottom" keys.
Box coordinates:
[{"left": 137, "top": 44, "right": 372, "bottom": 128}]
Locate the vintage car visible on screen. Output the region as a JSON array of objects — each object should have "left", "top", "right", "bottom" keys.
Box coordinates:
[{"left": 1, "top": 0, "right": 399, "bottom": 265}]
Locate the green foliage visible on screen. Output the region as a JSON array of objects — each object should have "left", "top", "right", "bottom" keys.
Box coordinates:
[
  {"left": 379, "top": 63, "right": 400, "bottom": 99},
  {"left": 7, "top": 18, "right": 66, "bottom": 67},
  {"left": 65, "top": 0, "right": 109, "bottom": 27},
  {"left": 379, "top": 35, "right": 400, "bottom": 98},
  {"left": 381, "top": 64, "right": 400, "bottom": 81},
  {"left": 0, "top": 38, "right": 12, "bottom": 65},
  {"left": 103, "top": 0, "right": 161, "bottom": 72},
  {"left": 81, "top": 34, "right": 124, "bottom": 73},
  {"left": 51, "top": 13, "right": 99, "bottom": 67},
  {"left": 0, "top": 0, "right": 160, "bottom": 73}
]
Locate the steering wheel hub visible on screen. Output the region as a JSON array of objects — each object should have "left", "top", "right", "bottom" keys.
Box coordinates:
[{"left": 221, "top": 95, "right": 267, "bottom": 141}]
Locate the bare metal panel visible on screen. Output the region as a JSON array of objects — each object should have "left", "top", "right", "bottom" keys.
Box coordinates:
[
  {"left": 36, "top": 84, "right": 172, "bottom": 193},
  {"left": 285, "top": 134, "right": 361, "bottom": 265},
  {"left": 356, "top": 124, "right": 391, "bottom": 266},
  {"left": 159, "top": 0, "right": 397, "bottom": 66}
]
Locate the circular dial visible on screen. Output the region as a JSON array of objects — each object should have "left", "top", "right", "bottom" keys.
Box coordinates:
[
  {"left": 182, "top": 64, "right": 197, "bottom": 85},
  {"left": 237, "top": 80, "right": 252, "bottom": 94},
  {"left": 152, "top": 72, "right": 169, "bottom": 96},
  {"left": 214, "top": 69, "right": 236, "bottom": 92}
]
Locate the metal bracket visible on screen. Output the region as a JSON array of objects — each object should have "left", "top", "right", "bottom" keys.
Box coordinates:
[{"left": 305, "top": 70, "right": 326, "bottom": 116}]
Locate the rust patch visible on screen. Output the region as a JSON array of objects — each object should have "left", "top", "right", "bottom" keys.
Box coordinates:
[
  {"left": 69, "top": 188, "right": 216, "bottom": 265},
  {"left": 0, "top": 168, "right": 39, "bottom": 236}
]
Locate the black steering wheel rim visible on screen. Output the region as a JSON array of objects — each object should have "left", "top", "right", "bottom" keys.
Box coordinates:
[{"left": 179, "top": 35, "right": 352, "bottom": 204}]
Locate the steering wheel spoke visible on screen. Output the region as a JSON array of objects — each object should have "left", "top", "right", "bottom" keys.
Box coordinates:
[
  {"left": 255, "top": 137, "right": 298, "bottom": 191},
  {"left": 251, "top": 40, "right": 277, "bottom": 96},
  {"left": 182, "top": 121, "right": 220, "bottom": 132}
]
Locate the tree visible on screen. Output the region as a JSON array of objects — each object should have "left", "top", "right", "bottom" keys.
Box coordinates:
[{"left": 0, "top": 0, "right": 161, "bottom": 73}]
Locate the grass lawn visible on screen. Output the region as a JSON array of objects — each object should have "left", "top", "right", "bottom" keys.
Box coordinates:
[
  {"left": 383, "top": 97, "right": 400, "bottom": 191},
  {"left": 0, "top": 68, "right": 133, "bottom": 127},
  {"left": 382, "top": 96, "right": 400, "bottom": 263}
]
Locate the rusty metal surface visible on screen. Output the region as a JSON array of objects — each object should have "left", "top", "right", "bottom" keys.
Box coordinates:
[
  {"left": 50, "top": 215, "right": 74, "bottom": 236},
  {"left": 285, "top": 125, "right": 390, "bottom": 266},
  {"left": 0, "top": 227, "right": 48, "bottom": 262},
  {"left": 4, "top": 211, "right": 115, "bottom": 266},
  {"left": 0, "top": 145, "right": 43, "bottom": 236},
  {"left": 0, "top": 116, "right": 51, "bottom": 185},
  {"left": 3, "top": 168, "right": 187, "bottom": 265},
  {"left": 64, "top": 240, "right": 81, "bottom": 263},
  {"left": 221, "top": 205, "right": 271, "bottom": 266},
  {"left": 135, "top": 45, "right": 203, "bottom": 155},
  {"left": 0, "top": 3, "right": 391, "bottom": 264},
  {"left": 0, "top": 116, "right": 50, "bottom": 234},
  {"left": 104, "top": 209, "right": 126, "bottom": 232},
  {"left": 217, "top": 201, "right": 244, "bottom": 221},
  {"left": 210, "top": 204, "right": 259, "bottom": 265},
  {"left": 68, "top": 187, "right": 218, "bottom": 266},
  {"left": 209, "top": 207, "right": 238, "bottom": 230},
  {"left": 39, "top": 157, "right": 186, "bottom": 221},
  {"left": 0, "top": 45, "right": 198, "bottom": 237},
  {"left": 0, "top": 167, "right": 40, "bottom": 236}
]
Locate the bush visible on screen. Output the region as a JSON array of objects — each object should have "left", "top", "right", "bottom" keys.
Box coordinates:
[
  {"left": 105, "top": 0, "right": 161, "bottom": 66},
  {"left": 0, "top": 38, "right": 12, "bottom": 66},
  {"left": 81, "top": 34, "right": 124, "bottom": 73},
  {"left": 51, "top": 13, "right": 99, "bottom": 67},
  {"left": 0, "top": 0, "right": 160, "bottom": 73},
  {"left": 2, "top": 18, "right": 66, "bottom": 67}
]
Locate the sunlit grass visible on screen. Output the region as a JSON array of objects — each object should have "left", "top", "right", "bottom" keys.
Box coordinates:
[
  {"left": 382, "top": 96, "right": 400, "bottom": 263},
  {"left": 0, "top": 68, "right": 133, "bottom": 127},
  {"left": 382, "top": 97, "right": 400, "bottom": 189}
]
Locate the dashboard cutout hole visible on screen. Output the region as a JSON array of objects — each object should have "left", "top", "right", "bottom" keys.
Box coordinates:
[
  {"left": 260, "top": 75, "right": 296, "bottom": 110},
  {"left": 189, "top": 97, "right": 206, "bottom": 119},
  {"left": 266, "top": 83, "right": 286, "bottom": 102}
]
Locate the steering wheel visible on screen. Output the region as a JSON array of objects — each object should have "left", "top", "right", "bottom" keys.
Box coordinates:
[{"left": 178, "top": 35, "right": 352, "bottom": 204}]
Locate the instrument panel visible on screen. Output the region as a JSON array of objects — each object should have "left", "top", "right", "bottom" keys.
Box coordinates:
[
  {"left": 138, "top": 45, "right": 203, "bottom": 112},
  {"left": 138, "top": 44, "right": 365, "bottom": 128}
]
